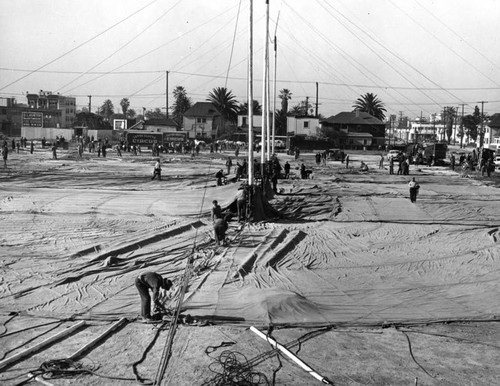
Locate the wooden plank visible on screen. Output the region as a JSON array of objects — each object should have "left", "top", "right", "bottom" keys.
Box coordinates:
[
  {"left": 0, "top": 321, "right": 86, "bottom": 370},
  {"left": 69, "top": 317, "right": 128, "bottom": 360}
]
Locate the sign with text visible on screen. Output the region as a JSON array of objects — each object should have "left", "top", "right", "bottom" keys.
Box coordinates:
[
  {"left": 22, "top": 112, "right": 43, "bottom": 127},
  {"left": 126, "top": 132, "right": 163, "bottom": 146},
  {"left": 163, "top": 132, "right": 186, "bottom": 143}
]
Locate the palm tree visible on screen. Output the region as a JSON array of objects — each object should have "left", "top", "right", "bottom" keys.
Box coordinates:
[
  {"left": 443, "top": 106, "right": 457, "bottom": 144},
  {"left": 238, "top": 100, "right": 262, "bottom": 115},
  {"left": 279, "top": 89, "right": 292, "bottom": 114},
  {"left": 207, "top": 87, "right": 239, "bottom": 137},
  {"left": 352, "top": 93, "right": 386, "bottom": 121},
  {"left": 120, "top": 98, "right": 130, "bottom": 115}
]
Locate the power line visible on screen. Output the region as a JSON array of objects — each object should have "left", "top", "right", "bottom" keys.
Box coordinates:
[
  {"left": 57, "top": 0, "right": 183, "bottom": 94},
  {"left": 0, "top": 0, "right": 159, "bottom": 92},
  {"left": 388, "top": 0, "right": 500, "bottom": 88},
  {"left": 62, "top": 4, "right": 240, "bottom": 95},
  {"left": 3, "top": 66, "right": 500, "bottom": 91}
]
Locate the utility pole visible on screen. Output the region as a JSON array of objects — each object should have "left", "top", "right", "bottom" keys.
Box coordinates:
[
  {"left": 477, "top": 100, "right": 488, "bottom": 148},
  {"left": 459, "top": 103, "right": 465, "bottom": 148},
  {"left": 165, "top": 71, "right": 169, "bottom": 119},
  {"left": 315, "top": 82, "right": 319, "bottom": 117},
  {"left": 305, "top": 96, "right": 309, "bottom": 116},
  {"left": 88, "top": 95, "right": 92, "bottom": 113}
]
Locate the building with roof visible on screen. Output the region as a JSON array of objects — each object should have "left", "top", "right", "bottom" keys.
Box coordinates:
[
  {"left": 25, "top": 90, "right": 76, "bottom": 129},
  {"left": 286, "top": 116, "right": 320, "bottom": 137},
  {"left": 182, "top": 102, "right": 220, "bottom": 139},
  {"left": 485, "top": 113, "right": 500, "bottom": 149},
  {"left": 321, "top": 111, "right": 386, "bottom": 149}
]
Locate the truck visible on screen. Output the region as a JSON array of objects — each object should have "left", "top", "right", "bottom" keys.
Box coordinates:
[{"left": 423, "top": 143, "right": 448, "bottom": 165}]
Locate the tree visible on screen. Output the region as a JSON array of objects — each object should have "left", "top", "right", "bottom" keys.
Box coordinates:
[
  {"left": 98, "top": 99, "right": 114, "bottom": 121},
  {"left": 145, "top": 108, "right": 166, "bottom": 120},
  {"left": 352, "top": 92, "right": 387, "bottom": 121},
  {"left": 289, "top": 100, "right": 312, "bottom": 116},
  {"left": 279, "top": 89, "right": 292, "bottom": 114},
  {"left": 274, "top": 109, "right": 288, "bottom": 136},
  {"left": 120, "top": 98, "right": 130, "bottom": 115},
  {"left": 462, "top": 114, "right": 478, "bottom": 144},
  {"left": 126, "top": 109, "right": 136, "bottom": 119},
  {"left": 207, "top": 87, "right": 239, "bottom": 138},
  {"left": 75, "top": 112, "right": 111, "bottom": 130},
  {"left": 172, "top": 86, "right": 192, "bottom": 129},
  {"left": 238, "top": 100, "right": 262, "bottom": 115},
  {"left": 443, "top": 106, "right": 457, "bottom": 144}
]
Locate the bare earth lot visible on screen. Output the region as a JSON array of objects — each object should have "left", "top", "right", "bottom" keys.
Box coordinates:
[{"left": 1, "top": 145, "right": 499, "bottom": 385}]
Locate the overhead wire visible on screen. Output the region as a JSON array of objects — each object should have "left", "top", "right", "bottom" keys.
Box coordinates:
[
  {"left": 0, "top": 0, "right": 160, "bottom": 92},
  {"left": 316, "top": 0, "right": 448, "bottom": 114},
  {"left": 413, "top": 0, "right": 500, "bottom": 72},
  {"left": 57, "top": 0, "right": 183, "bottom": 94},
  {"left": 321, "top": 0, "right": 468, "bottom": 109},
  {"left": 62, "top": 3, "right": 240, "bottom": 95},
  {"left": 388, "top": 0, "right": 500, "bottom": 88},
  {"left": 3, "top": 65, "right": 500, "bottom": 91},
  {"left": 225, "top": 0, "right": 243, "bottom": 88},
  {"left": 280, "top": 3, "right": 419, "bottom": 114},
  {"left": 279, "top": 5, "right": 416, "bottom": 117}
]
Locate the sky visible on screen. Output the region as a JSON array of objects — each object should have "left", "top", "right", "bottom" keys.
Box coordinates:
[{"left": 1, "top": 0, "right": 499, "bottom": 120}]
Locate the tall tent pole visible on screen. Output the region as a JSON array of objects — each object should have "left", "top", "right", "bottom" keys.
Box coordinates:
[
  {"left": 248, "top": 0, "right": 254, "bottom": 186},
  {"left": 271, "top": 35, "right": 277, "bottom": 156},
  {"left": 260, "top": 0, "right": 269, "bottom": 175},
  {"left": 266, "top": 35, "right": 271, "bottom": 161}
]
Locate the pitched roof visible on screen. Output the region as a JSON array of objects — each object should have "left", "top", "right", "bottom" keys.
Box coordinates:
[
  {"left": 323, "top": 111, "right": 384, "bottom": 125},
  {"left": 183, "top": 102, "right": 220, "bottom": 117},
  {"left": 487, "top": 113, "right": 500, "bottom": 127},
  {"left": 145, "top": 118, "right": 177, "bottom": 127}
]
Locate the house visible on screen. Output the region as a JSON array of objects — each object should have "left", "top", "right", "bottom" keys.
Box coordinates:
[
  {"left": 286, "top": 116, "right": 320, "bottom": 137},
  {"left": 484, "top": 113, "right": 500, "bottom": 149},
  {"left": 182, "top": 102, "right": 220, "bottom": 139},
  {"left": 128, "top": 118, "right": 178, "bottom": 133},
  {"left": 321, "top": 111, "right": 385, "bottom": 149}
]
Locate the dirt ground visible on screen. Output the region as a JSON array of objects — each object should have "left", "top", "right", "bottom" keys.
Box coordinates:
[{"left": 1, "top": 143, "right": 499, "bottom": 385}]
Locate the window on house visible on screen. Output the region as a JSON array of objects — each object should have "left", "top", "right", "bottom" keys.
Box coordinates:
[
  {"left": 242, "top": 117, "right": 247, "bottom": 126},
  {"left": 303, "top": 121, "right": 309, "bottom": 128},
  {"left": 197, "top": 118, "right": 202, "bottom": 123},
  {"left": 202, "top": 118, "right": 207, "bottom": 123}
]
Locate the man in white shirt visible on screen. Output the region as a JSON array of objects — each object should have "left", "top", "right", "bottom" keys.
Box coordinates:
[
  {"left": 408, "top": 177, "right": 420, "bottom": 203},
  {"left": 152, "top": 158, "right": 162, "bottom": 180}
]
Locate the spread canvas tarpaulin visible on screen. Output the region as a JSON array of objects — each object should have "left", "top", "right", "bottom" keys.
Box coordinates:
[{"left": 1, "top": 159, "right": 499, "bottom": 327}]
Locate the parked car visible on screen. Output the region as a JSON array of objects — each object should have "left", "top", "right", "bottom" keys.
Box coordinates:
[{"left": 386, "top": 150, "right": 402, "bottom": 161}]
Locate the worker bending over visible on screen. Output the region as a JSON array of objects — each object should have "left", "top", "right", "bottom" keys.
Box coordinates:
[{"left": 135, "top": 271, "right": 172, "bottom": 320}]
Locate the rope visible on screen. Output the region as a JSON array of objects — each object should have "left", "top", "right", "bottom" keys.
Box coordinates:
[
  {"left": 203, "top": 350, "right": 270, "bottom": 386},
  {"left": 13, "top": 358, "right": 138, "bottom": 386},
  {"left": 400, "top": 330, "right": 435, "bottom": 378},
  {"left": 153, "top": 155, "right": 216, "bottom": 385},
  {"left": 0, "top": 311, "right": 19, "bottom": 337}
]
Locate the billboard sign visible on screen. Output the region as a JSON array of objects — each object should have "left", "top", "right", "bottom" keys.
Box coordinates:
[
  {"left": 163, "top": 132, "right": 187, "bottom": 143},
  {"left": 22, "top": 112, "right": 43, "bottom": 127},
  {"left": 126, "top": 132, "right": 163, "bottom": 146}
]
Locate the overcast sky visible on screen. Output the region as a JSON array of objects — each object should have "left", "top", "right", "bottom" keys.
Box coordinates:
[{"left": 1, "top": 0, "right": 499, "bottom": 120}]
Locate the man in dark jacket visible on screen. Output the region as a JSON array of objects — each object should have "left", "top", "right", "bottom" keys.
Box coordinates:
[
  {"left": 214, "top": 215, "right": 230, "bottom": 245},
  {"left": 135, "top": 272, "right": 172, "bottom": 319}
]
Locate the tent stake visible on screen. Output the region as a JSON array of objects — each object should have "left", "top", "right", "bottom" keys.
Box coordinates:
[{"left": 250, "top": 326, "right": 333, "bottom": 385}]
